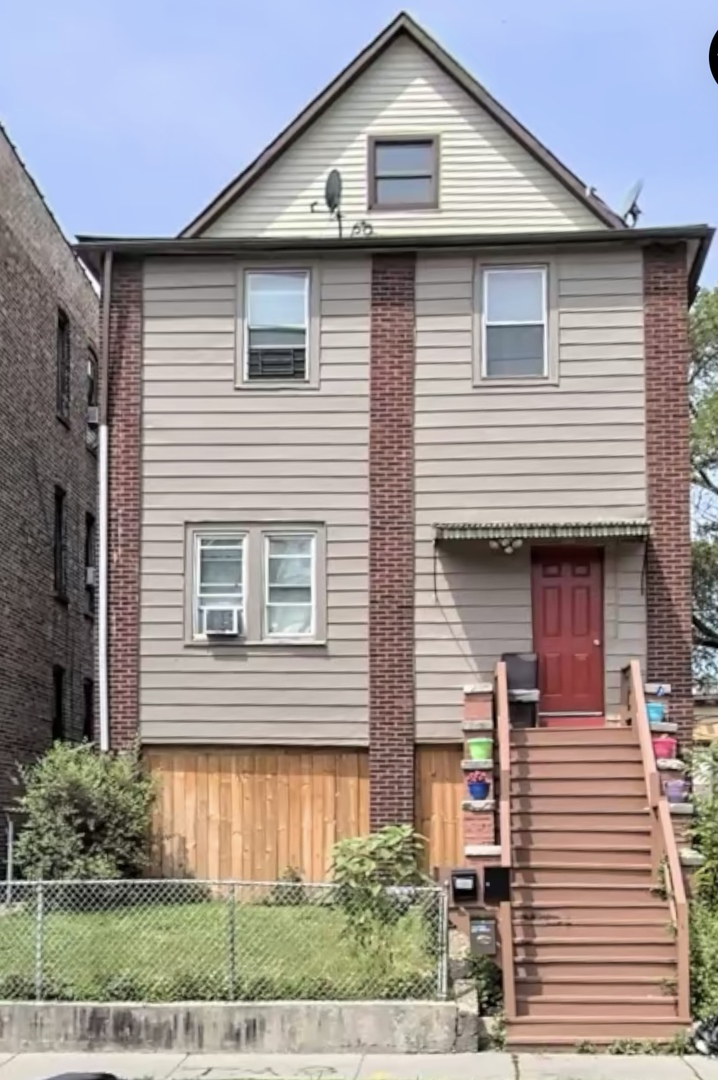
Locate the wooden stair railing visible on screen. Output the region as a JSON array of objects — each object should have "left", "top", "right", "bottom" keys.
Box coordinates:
[
  {"left": 495, "top": 659, "right": 516, "bottom": 1020},
  {"left": 626, "top": 659, "right": 690, "bottom": 1021}
]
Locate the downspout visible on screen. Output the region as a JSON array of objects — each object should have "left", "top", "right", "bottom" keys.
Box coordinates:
[{"left": 98, "top": 250, "right": 113, "bottom": 752}]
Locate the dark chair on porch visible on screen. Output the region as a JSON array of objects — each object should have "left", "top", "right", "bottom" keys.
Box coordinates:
[{"left": 501, "top": 652, "right": 539, "bottom": 729}]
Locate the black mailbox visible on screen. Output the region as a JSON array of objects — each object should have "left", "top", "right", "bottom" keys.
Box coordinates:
[
  {"left": 450, "top": 868, "right": 479, "bottom": 905},
  {"left": 484, "top": 866, "right": 511, "bottom": 903}
]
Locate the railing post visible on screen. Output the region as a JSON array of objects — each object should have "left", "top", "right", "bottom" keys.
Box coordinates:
[
  {"left": 34, "top": 882, "right": 44, "bottom": 1001},
  {"left": 437, "top": 885, "right": 449, "bottom": 1001},
  {"left": 227, "top": 883, "right": 237, "bottom": 999}
]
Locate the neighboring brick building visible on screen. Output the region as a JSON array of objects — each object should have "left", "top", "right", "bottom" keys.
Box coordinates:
[{"left": 0, "top": 124, "right": 98, "bottom": 823}]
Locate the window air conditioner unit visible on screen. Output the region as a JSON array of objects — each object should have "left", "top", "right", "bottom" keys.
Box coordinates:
[
  {"left": 203, "top": 606, "right": 241, "bottom": 637},
  {"left": 86, "top": 567, "right": 97, "bottom": 588},
  {"left": 87, "top": 406, "right": 100, "bottom": 426}
]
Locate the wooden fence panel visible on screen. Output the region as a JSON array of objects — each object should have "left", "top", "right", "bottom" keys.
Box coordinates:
[{"left": 415, "top": 745, "right": 464, "bottom": 869}]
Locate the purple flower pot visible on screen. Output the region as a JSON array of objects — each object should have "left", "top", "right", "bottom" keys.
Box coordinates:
[
  {"left": 664, "top": 778, "right": 689, "bottom": 803},
  {"left": 468, "top": 781, "right": 490, "bottom": 800}
]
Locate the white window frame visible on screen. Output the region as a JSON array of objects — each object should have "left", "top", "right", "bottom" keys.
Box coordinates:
[
  {"left": 262, "top": 532, "right": 316, "bottom": 641},
  {"left": 193, "top": 532, "right": 247, "bottom": 640},
  {"left": 481, "top": 265, "right": 549, "bottom": 381},
  {"left": 242, "top": 268, "right": 310, "bottom": 384}
]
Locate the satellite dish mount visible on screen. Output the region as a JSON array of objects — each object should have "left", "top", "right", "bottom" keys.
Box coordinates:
[{"left": 620, "top": 179, "right": 644, "bottom": 228}]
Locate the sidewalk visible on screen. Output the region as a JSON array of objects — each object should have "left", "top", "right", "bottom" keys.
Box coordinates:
[{"left": 0, "top": 1052, "right": 715, "bottom": 1080}]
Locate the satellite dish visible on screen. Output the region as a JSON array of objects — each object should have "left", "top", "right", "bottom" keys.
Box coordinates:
[
  {"left": 620, "top": 179, "right": 644, "bottom": 227},
  {"left": 325, "top": 169, "right": 342, "bottom": 214}
]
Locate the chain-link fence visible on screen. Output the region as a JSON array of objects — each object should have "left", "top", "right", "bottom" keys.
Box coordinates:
[{"left": 0, "top": 879, "right": 448, "bottom": 1003}]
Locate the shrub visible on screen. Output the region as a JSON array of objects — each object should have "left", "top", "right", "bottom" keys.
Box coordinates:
[
  {"left": 690, "top": 742, "right": 718, "bottom": 907},
  {"left": 13, "top": 742, "right": 156, "bottom": 881},
  {"left": 331, "top": 825, "right": 429, "bottom": 952}
]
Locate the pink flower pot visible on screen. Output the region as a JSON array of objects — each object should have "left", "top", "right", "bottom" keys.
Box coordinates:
[{"left": 652, "top": 735, "right": 677, "bottom": 760}]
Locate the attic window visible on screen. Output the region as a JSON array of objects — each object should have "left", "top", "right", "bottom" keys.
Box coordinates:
[
  {"left": 369, "top": 137, "right": 438, "bottom": 210},
  {"left": 244, "top": 270, "right": 308, "bottom": 381}
]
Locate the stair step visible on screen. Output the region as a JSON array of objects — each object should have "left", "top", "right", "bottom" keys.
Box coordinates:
[
  {"left": 512, "top": 829, "right": 650, "bottom": 848},
  {"left": 512, "top": 794, "right": 649, "bottom": 813},
  {"left": 507, "top": 1018, "right": 689, "bottom": 1047},
  {"left": 511, "top": 777, "right": 646, "bottom": 796},
  {"left": 512, "top": 901, "right": 668, "bottom": 922},
  {"left": 511, "top": 745, "right": 641, "bottom": 764},
  {"left": 514, "top": 845, "right": 650, "bottom": 866},
  {"left": 513, "top": 864, "right": 653, "bottom": 886},
  {"left": 515, "top": 995, "right": 680, "bottom": 1019},
  {"left": 512, "top": 728, "right": 637, "bottom": 746},
  {"left": 512, "top": 919, "right": 672, "bottom": 941},
  {"left": 514, "top": 939, "right": 677, "bottom": 962},
  {"left": 511, "top": 762, "right": 644, "bottom": 781},
  {"left": 513, "top": 884, "right": 663, "bottom": 905},
  {"left": 516, "top": 974, "right": 677, "bottom": 997},
  {"left": 516, "top": 958, "right": 675, "bottom": 981},
  {"left": 512, "top": 812, "right": 650, "bottom": 831}
]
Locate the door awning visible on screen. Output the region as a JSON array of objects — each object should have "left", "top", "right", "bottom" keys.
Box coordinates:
[{"left": 433, "top": 519, "right": 651, "bottom": 542}]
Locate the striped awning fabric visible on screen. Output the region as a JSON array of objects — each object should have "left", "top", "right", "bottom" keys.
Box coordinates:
[{"left": 433, "top": 520, "right": 651, "bottom": 542}]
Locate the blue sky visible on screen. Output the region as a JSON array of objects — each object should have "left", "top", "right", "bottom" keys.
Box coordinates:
[{"left": 2, "top": 0, "right": 717, "bottom": 284}]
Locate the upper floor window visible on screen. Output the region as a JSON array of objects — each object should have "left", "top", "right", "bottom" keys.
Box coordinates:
[
  {"left": 83, "top": 677, "right": 95, "bottom": 742},
  {"left": 244, "top": 271, "right": 309, "bottom": 382},
  {"left": 85, "top": 512, "right": 97, "bottom": 614},
  {"left": 196, "top": 534, "right": 246, "bottom": 637},
  {"left": 264, "top": 533, "right": 315, "bottom": 638},
  {"left": 86, "top": 349, "right": 98, "bottom": 451},
  {"left": 52, "top": 665, "right": 65, "bottom": 741},
  {"left": 56, "top": 309, "right": 71, "bottom": 423},
  {"left": 54, "top": 485, "right": 67, "bottom": 600},
  {"left": 482, "top": 267, "right": 547, "bottom": 379},
  {"left": 369, "top": 137, "right": 438, "bottom": 210}
]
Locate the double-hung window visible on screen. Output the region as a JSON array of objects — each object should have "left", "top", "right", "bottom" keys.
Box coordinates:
[
  {"left": 190, "top": 525, "right": 322, "bottom": 643},
  {"left": 482, "top": 267, "right": 547, "bottom": 379},
  {"left": 195, "top": 534, "right": 245, "bottom": 637},
  {"left": 264, "top": 534, "right": 315, "bottom": 638},
  {"left": 369, "top": 137, "right": 438, "bottom": 209},
  {"left": 244, "top": 271, "right": 309, "bottom": 382}
]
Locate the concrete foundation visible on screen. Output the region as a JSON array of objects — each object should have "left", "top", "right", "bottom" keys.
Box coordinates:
[{"left": 0, "top": 1001, "right": 482, "bottom": 1054}]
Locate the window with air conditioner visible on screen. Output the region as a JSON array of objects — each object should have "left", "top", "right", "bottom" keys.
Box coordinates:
[
  {"left": 194, "top": 534, "right": 246, "bottom": 638},
  {"left": 189, "top": 524, "right": 324, "bottom": 644}
]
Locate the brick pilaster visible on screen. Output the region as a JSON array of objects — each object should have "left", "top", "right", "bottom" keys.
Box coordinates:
[
  {"left": 368, "top": 255, "right": 416, "bottom": 828},
  {"left": 643, "top": 244, "right": 692, "bottom": 745},
  {"left": 107, "top": 260, "right": 142, "bottom": 750}
]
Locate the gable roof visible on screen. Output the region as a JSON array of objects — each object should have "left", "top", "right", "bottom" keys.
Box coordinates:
[{"left": 181, "top": 12, "right": 625, "bottom": 238}]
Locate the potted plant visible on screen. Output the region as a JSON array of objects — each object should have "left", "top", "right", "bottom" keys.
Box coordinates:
[
  {"left": 467, "top": 736, "right": 494, "bottom": 761},
  {"left": 466, "top": 770, "right": 490, "bottom": 800}
]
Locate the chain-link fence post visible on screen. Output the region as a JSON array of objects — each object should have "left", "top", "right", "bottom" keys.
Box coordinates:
[
  {"left": 227, "top": 883, "right": 237, "bottom": 999},
  {"left": 34, "top": 882, "right": 44, "bottom": 1001},
  {"left": 437, "top": 883, "right": 449, "bottom": 1001}
]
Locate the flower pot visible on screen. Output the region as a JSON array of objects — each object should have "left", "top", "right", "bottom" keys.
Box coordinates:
[
  {"left": 647, "top": 701, "right": 666, "bottom": 725},
  {"left": 664, "top": 778, "right": 689, "bottom": 803},
  {"left": 652, "top": 735, "right": 677, "bottom": 760},
  {"left": 467, "top": 738, "right": 493, "bottom": 761},
  {"left": 467, "top": 780, "right": 490, "bottom": 800}
]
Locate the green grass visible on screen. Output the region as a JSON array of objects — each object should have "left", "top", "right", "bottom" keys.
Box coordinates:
[{"left": 0, "top": 897, "right": 438, "bottom": 1002}]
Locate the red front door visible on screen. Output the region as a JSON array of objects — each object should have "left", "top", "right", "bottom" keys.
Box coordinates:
[{"left": 531, "top": 547, "right": 604, "bottom": 717}]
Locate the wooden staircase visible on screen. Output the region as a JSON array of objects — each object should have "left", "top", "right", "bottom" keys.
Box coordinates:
[{"left": 497, "top": 664, "right": 690, "bottom": 1050}]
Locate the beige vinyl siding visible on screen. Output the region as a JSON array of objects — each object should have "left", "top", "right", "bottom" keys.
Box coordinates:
[
  {"left": 415, "top": 543, "right": 646, "bottom": 742},
  {"left": 414, "top": 247, "right": 647, "bottom": 741},
  {"left": 204, "top": 37, "right": 602, "bottom": 239},
  {"left": 140, "top": 257, "right": 370, "bottom": 745}
]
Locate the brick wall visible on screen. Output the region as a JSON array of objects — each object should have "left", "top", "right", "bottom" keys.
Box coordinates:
[
  {"left": 368, "top": 255, "right": 416, "bottom": 828},
  {"left": 106, "top": 261, "right": 143, "bottom": 750},
  {"left": 0, "top": 127, "right": 97, "bottom": 823},
  {"left": 643, "top": 244, "right": 693, "bottom": 744}
]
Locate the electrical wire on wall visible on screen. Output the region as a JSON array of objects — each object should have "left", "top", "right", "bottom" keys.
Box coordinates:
[{"left": 432, "top": 537, "right": 480, "bottom": 677}]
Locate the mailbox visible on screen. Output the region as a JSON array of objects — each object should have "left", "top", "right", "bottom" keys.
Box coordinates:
[
  {"left": 470, "top": 916, "right": 497, "bottom": 956},
  {"left": 450, "top": 868, "right": 479, "bottom": 905},
  {"left": 484, "top": 865, "right": 511, "bottom": 903}
]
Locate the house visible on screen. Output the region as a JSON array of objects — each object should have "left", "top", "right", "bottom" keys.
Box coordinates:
[
  {"left": 76, "top": 13, "right": 711, "bottom": 1046},
  {"left": 0, "top": 125, "right": 98, "bottom": 825}
]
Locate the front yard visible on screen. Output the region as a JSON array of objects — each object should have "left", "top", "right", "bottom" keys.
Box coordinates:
[{"left": 0, "top": 894, "right": 440, "bottom": 1002}]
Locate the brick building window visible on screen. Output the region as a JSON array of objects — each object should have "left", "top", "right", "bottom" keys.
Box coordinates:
[
  {"left": 56, "top": 309, "right": 71, "bottom": 423},
  {"left": 54, "top": 486, "right": 67, "bottom": 599},
  {"left": 85, "top": 512, "right": 96, "bottom": 614},
  {"left": 86, "top": 348, "right": 98, "bottom": 450},
  {"left": 83, "top": 678, "right": 95, "bottom": 742},
  {"left": 52, "top": 665, "right": 65, "bottom": 740}
]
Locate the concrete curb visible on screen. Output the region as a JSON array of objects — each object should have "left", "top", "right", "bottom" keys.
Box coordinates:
[{"left": 0, "top": 1001, "right": 483, "bottom": 1054}]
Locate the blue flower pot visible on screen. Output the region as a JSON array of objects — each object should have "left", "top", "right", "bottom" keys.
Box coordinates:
[{"left": 468, "top": 781, "right": 490, "bottom": 800}]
